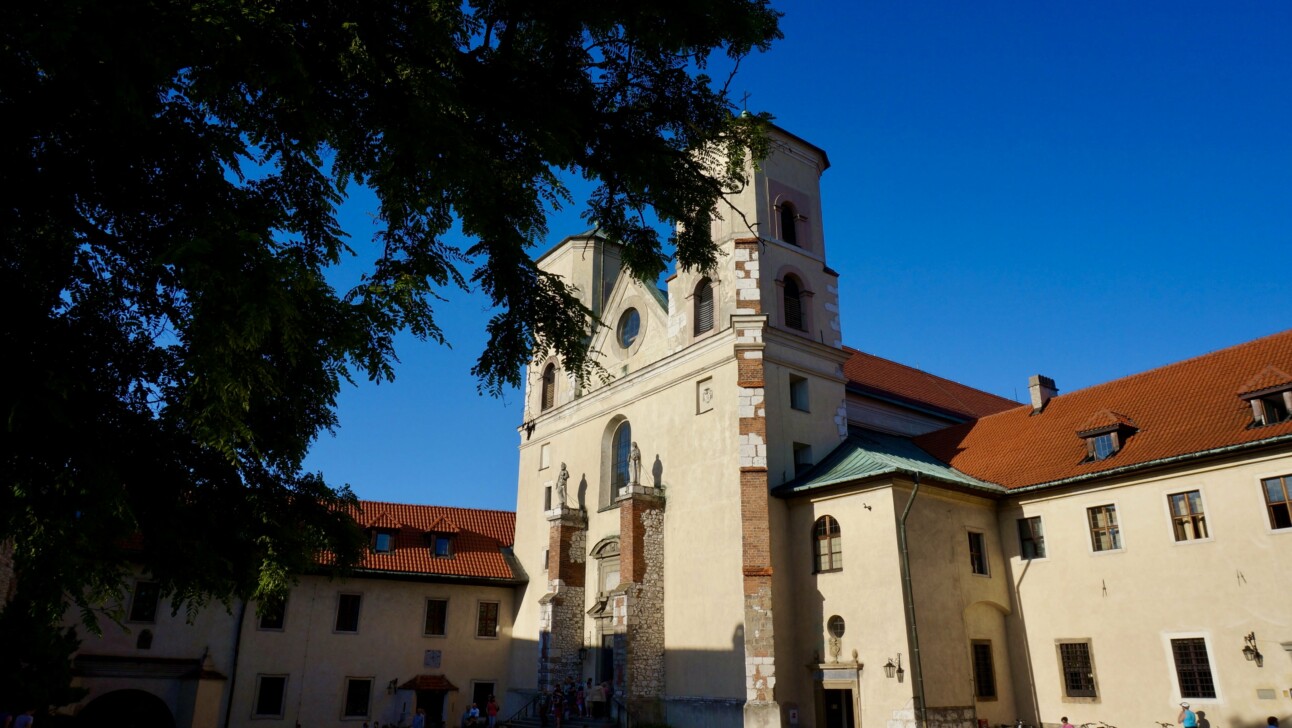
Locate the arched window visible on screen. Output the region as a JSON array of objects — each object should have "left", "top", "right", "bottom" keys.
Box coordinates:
[
  {"left": 611, "top": 421, "right": 632, "bottom": 492},
  {"left": 541, "top": 363, "right": 556, "bottom": 411},
  {"left": 814, "top": 516, "right": 842, "bottom": 572},
  {"left": 780, "top": 202, "right": 799, "bottom": 246},
  {"left": 783, "top": 276, "right": 805, "bottom": 331},
  {"left": 694, "top": 279, "right": 714, "bottom": 335}
]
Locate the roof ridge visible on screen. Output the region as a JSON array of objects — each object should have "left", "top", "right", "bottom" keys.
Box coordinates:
[
  {"left": 354, "top": 499, "right": 516, "bottom": 516},
  {"left": 965, "top": 327, "right": 1292, "bottom": 425},
  {"left": 842, "top": 345, "right": 1018, "bottom": 407}
]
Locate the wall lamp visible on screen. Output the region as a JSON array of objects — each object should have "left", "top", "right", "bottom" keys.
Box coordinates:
[
  {"left": 1242, "top": 632, "right": 1263, "bottom": 667},
  {"left": 883, "top": 653, "right": 905, "bottom": 681},
  {"left": 387, "top": 678, "right": 399, "bottom": 695}
]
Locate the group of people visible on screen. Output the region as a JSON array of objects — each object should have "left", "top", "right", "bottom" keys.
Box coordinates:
[
  {"left": 0, "top": 709, "right": 35, "bottom": 728},
  {"left": 1056, "top": 708, "right": 1280, "bottom": 728},
  {"left": 537, "top": 677, "right": 611, "bottom": 726},
  {"left": 456, "top": 695, "right": 500, "bottom": 727}
]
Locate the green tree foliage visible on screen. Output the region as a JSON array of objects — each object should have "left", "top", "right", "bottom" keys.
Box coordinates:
[{"left": 0, "top": 0, "right": 780, "bottom": 710}]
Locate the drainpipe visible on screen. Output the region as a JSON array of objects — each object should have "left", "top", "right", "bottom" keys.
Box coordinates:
[
  {"left": 223, "top": 599, "right": 248, "bottom": 728},
  {"left": 898, "top": 473, "right": 927, "bottom": 728}
]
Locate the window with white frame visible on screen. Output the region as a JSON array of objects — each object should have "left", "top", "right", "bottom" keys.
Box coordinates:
[
  {"left": 476, "top": 601, "right": 500, "bottom": 638},
  {"left": 128, "top": 581, "right": 160, "bottom": 623},
  {"left": 968, "top": 531, "right": 989, "bottom": 575},
  {"left": 254, "top": 675, "right": 288, "bottom": 717},
  {"left": 1087, "top": 504, "right": 1121, "bottom": 552},
  {"left": 1168, "top": 490, "right": 1208, "bottom": 541},
  {"left": 1170, "top": 637, "right": 1217, "bottom": 699},
  {"left": 1017, "top": 516, "right": 1045, "bottom": 559},
  {"left": 334, "top": 593, "right": 362, "bottom": 633},
  {"left": 343, "top": 677, "right": 373, "bottom": 718},
  {"left": 1262, "top": 474, "right": 1292, "bottom": 530},
  {"left": 789, "top": 374, "right": 809, "bottom": 412},
  {"left": 424, "top": 598, "right": 448, "bottom": 636}
]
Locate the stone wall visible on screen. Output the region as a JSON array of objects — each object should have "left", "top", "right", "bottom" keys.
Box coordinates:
[
  {"left": 538, "top": 508, "right": 587, "bottom": 690},
  {"left": 613, "top": 489, "right": 665, "bottom": 721},
  {"left": 887, "top": 704, "right": 976, "bottom": 728}
]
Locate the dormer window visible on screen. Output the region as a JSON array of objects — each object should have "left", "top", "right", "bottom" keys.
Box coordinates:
[
  {"left": 372, "top": 530, "right": 396, "bottom": 554},
  {"left": 432, "top": 534, "right": 453, "bottom": 558},
  {"left": 1078, "top": 410, "right": 1137, "bottom": 462},
  {"left": 1239, "top": 366, "right": 1292, "bottom": 428}
]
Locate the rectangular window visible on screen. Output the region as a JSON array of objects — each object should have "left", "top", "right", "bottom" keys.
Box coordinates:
[
  {"left": 433, "top": 535, "right": 453, "bottom": 558},
  {"left": 1087, "top": 505, "right": 1122, "bottom": 552},
  {"left": 258, "top": 598, "right": 287, "bottom": 631},
  {"left": 971, "top": 640, "right": 996, "bottom": 700},
  {"left": 1092, "top": 432, "right": 1116, "bottom": 460},
  {"left": 373, "top": 531, "right": 394, "bottom": 553},
  {"left": 1171, "top": 638, "right": 1217, "bottom": 699},
  {"left": 793, "top": 443, "right": 813, "bottom": 476},
  {"left": 424, "top": 599, "right": 448, "bottom": 637},
  {"left": 1263, "top": 475, "right": 1292, "bottom": 530},
  {"left": 789, "top": 375, "right": 810, "bottom": 411},
  {"left": 254, "top": 675, "right": 287, "bottom": 717},
  {"left": 476, "top": 601, "right": 500, "bottom": 638},
  {"left": 335, "top": 593, "right": 362, "bottom": 633},
  {"left": 968, "top": 531, "right": 989, "bottom": 575},
  {"left": 1169, "top": 490, "right": 1208, "bottom": 541},
  {"left": 1058, "top": 642, "right": 1097, "bottom": 698},
  {"left": 1018, "top": 516, "right": 1046, "bottom": 559},
  {"left": 343, "top": 678, "right": 373, "bottom": 718},
  {"left": 539, "top": 442, "right": 551, "bottom": 470},
  {"left": 128, "top": 581, "right": 161, "bottom": 623}
]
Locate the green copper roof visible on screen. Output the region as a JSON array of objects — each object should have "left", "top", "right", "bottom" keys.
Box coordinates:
[{"left": 772, "top": 429, "right": 1004, "bottom": 497}]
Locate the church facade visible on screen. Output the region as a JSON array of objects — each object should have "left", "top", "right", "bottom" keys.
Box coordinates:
[
  {"left": 40, "top": 125, "right": 1292, "bottom": 728},
  {"left": 503, "top": 124, "right": 1292, "bottom": 728}
]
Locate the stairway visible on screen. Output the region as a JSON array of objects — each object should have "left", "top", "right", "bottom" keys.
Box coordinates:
[{"left": 504, "top": 715, "right": 616, "bottom": 728}]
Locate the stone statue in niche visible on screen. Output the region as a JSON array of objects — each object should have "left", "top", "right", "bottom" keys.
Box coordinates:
[
  {"left": 828, "top": 636, "right": 841, "bottom": 662},
  {"left": 629, "top": 442, "right": 642, "bottom": 486},
  {"left": 554, "top": 463, "right": 569, "bottom": 508}
]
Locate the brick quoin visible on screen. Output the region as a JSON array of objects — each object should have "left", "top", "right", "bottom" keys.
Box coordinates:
[
  {"left": 548, "top": 520, "right": 585, "bottom": 589},
  {"left": 618, "top": 493, "right": 662, "bottom": 584}
]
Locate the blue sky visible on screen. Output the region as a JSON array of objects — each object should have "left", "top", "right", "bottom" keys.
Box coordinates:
[{"left": 302, "top": 2, "right": 1292, "bottom": 510}]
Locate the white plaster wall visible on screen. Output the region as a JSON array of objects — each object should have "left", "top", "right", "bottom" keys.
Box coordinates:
[{"left": 999, "top": 450, "right": 1292, "bottom": 727}]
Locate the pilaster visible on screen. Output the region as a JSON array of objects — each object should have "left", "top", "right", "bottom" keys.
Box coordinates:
[
  {"left": 734, "top": 238, "right": 780, "bottom": 726},
  {"left": 613, "top": 486, "right": 666, "bottom": 722},
  {"left": 538, "top": 506, "right": 587, "bottom": 690}
]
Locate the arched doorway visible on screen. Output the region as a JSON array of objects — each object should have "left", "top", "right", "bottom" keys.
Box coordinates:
[{"left": 77, "top": 689, "right": 176, "bottom": 728}]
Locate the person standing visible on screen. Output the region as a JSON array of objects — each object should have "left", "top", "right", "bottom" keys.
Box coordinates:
[
  {"left": 1061, "top": 718, "right": 1074, "bottom": 728},
  {"left": 412, "top": 708, "right": 426, "bottom": 728},
  {"left": 485, "top": 696, "right": 499, "bottom": 728},
  {"left": 1179, "top": 703, "right": 1198, "bottom": 728},
  {"left": 13, "top": 710, "right": 33, "bottom": 728}
]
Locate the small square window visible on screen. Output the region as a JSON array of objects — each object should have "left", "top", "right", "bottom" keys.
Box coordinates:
[
  {"left": 789, "top": 375, "right": 809, "bottom": 412},
  {"left": 1168, "top": 490, "right": 1208, "bottom": 541},
  {"left": 433, "top": 535, "right": 453, "bottom": 558},
  {"left": 373, "top": 531, "right": 394, "bottom": 554},
  {"left": 1248, "top": 392, "right": 1291, "bottom": 426},
  {"left": 343, "top": 678, "right": 373, "bottom": 718},
  {"left": 255, "top": 675, "right": 287, "bottom": 717},
  {"left": 335, "top": 593, "right": 362, "bottom": 633},
  {"left": 1087, "top": 505, "right": 1121, "bottom": 552},
  {"left": 425, "top": 599, "right": 448, "bottom": 637},
  {"left": 476, "top": 601, "right": 500, "bottom": 638},
  {"left": 1263, "top": 475, "right": 1292, "bottom": 530},
  {"left": 1092, "top": 433, "right": 1115, "bottom": 460},
  {"left": 258, "top": 598, "right": 287, "bottom": 631},
  {"left": 128, "top": 581, "right": 161, "bottom": 623},
  {"left": 793, "top": 443, "right": 813, "bottom": 476},
  {"left": 1017, "top": 516, "right": 1046, "bottom": 559},
  {"left": 968, "top": 531, "right": 989, "bottom": 575}
]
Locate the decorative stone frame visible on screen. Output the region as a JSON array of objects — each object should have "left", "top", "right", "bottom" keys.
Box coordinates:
[{"left": 1054, "top": 638, "right": 1100, "bottom": 704}]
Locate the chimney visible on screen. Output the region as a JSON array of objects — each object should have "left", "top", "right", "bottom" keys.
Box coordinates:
[{"left": 1029, "top": 375, "right": 1058, "bottom": 414}]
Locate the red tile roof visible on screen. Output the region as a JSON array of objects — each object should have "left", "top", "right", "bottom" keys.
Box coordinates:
[
  {"left": 844, "top": 348, "right": 1018, "bottom": 420},
  {"left": 1238, "top": 364, "right": 1292, "bottom": 396},
  {"left": 399, "top": 675, "right": 460, "bottom": 691},
  {"left": 916, "top": 329, "right": 1292, "bottom": 489},
  {"left": 341, "top": 501, "right": 519, "bottom": 581}
]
